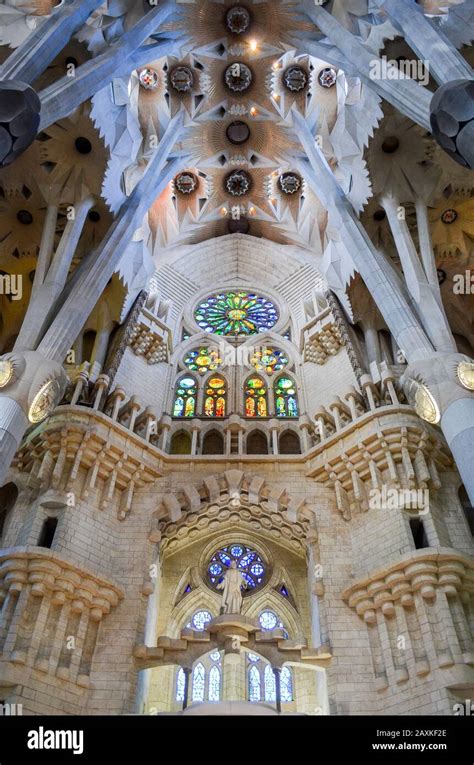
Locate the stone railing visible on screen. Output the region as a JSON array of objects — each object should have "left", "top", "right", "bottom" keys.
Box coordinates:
[{"left": 0, "top": 547, "right": 123, "bottom": 688}]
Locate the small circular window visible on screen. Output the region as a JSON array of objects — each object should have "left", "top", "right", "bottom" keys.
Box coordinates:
[
  {"left": 207, "top": 544, "right": 266, "bottom": 592},
  {"left": 186, "top": 610, "right": 213, "bottom": 631}
]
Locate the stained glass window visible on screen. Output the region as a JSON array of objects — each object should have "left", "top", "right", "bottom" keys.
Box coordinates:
[
  {"left": 259, "top": 610, "right": 280, "bottom": 631},
  {"left": 245, "top": 376, "right": 268, "bottom": 417},
  {"left": 281, "top": 666, "right": 293, "bottom": 702},
  {"left": 186, "top": 610, "right": 213, "bottom": 631},
  {"left": 207, "top": 544, "right": 266, "bottom": 591},
  {"left": 192, "top": 662, "right": 205, "bottom": 702},
  {"left": 248, "top": 665, "right": 261, "bottom": 702},
  {"left": 176, "top": 667, "right": 185, "bottom": 702},
  {"left": 251, "top": 347, "right": 289, "bottom": 375},
  {"left": 184, "top": 346, "right": 222, "bottom": 375},
  {"left": 195, "top": 291, "right": 279, "bottom": 336},
  {"left": 264, "top": 665, "right": 276, "bottom": 702},
  {"left": 274, "top": 376, "right": 298, "bottom": 417},
  {"left": 173, "top": 376, "right": 197, "bottom": 417},
  {"left": 204, "top": 376, "right": 227, "bottom": 417},
  {"left": 208, "top": 665, "right": 221, "bottom": 702}
]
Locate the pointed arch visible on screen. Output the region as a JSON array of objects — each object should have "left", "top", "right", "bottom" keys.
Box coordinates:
[
  {"left": 248, "top": 664, "right": 261, "bottom": 702},
  {"left": 245, "top": 375, "right": 268, "bottom": 417},
  {"left": 202, "top": 429, "right": 224, "bottom": 454},
  {"left": 246, "top": 429, "right": 269, "bottom": 454},
  {"left": 279, "top": 429, "right": 301, "bottom": 454},
  {"left": 192, "top": 662, "right": 205, "bottom": 702},
  {"left": 173, "top": 375, "right": 197, "bottom": 417},
  {"left": 274, "top": 375, "right": 298, "bottom": 417},
  {"left": 170, "top": 430, "right": 192, "bottom": 454},
  {"left": 203, "top": 374, "right": 227, "bottom": 417}
]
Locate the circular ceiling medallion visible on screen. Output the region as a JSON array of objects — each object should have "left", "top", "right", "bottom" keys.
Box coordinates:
[
  {"left": 225, "top": 169, "right": 252, "bottom": 196},
  {"left": 228, "top": 216, "right": 250, "bottom": 234},
  {"left": 175, "top": 172, "right": 198, "bottom": 195},
  {"left": 441, "top": 208, "right": 458, "bottom": 224},
  {"left": 139, "top": 68, "right": 159, "bottom": 90},
  {"left": 17, "top": 209, "right": 33, "bottom": 225},
  {"left": 226, "top": 5, "right": 251, "bottom": 34},
  {"left": 224, "top": 62, "right": 253, "bottom": 93},
  {"left": 169, "top": 66, "right": 194, "bottom": 93},
  {"left": 278, "top": 172, "right": 302, "bottom": 195},
  {"left": 318, "top": 67, "right": 337, "bottom": 88},
  {"left": 283, "top": 65, "right": 308, "bottom": 93},
  {"left": 226, "top": 120, "right": 251, "bottom": 145},
  {"left": 28, "top": 379, "right": 62, "bottom": 424},
  {"left": 0, "top": 359, "right": 13, "bottom": 388},
  {"left": 457, "top": 361, "right": 474, "bottom": 391}
]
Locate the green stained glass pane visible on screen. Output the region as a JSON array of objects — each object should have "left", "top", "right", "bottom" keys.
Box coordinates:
[{"left": 194, "top": 291, "right": 279, "bottom": 336}]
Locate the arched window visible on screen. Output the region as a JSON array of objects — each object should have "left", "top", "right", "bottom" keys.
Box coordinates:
[
  {"left": 264, "top": 664, "right": 276, "bottom": 702},
  {"left": 173, "top": 376, "right": 197, "bottom": 417},
  {"left": 274, "top": 376, "right": 298, "bottom": 417},
  {"left": 245, "top": 376, "right": 268, "bottom": 417},
  {"left": 176, "top": 668, "right": 185, "bottom": 702},
  {"left": 202, "top": 430, "right": 224, "bottom": 455},
  {"left": 279, "top": 430, "right": 301, "bottom": 454},
  {"left": 248, "top": 664, "right": 261, "bottom": 702},
  {"left": 246, "top": 653, "right": 294, "bottom": 704},
  {"left": 170, "top": 431, "right": 192, "bottom": 454},
  {"left": 175, "top": 650, "right": 221, "bottom": 703},
  {"left": 204, "top": 376, "right": 227, "bottom": 417},
  {"left": 281, "top": 666, "right": 293, "bottom": 702},
  {"left": 247, "top": 430, "right": 268, "bottom": 455},
  {"left": 192, "top": 662, "right": 205, "bottom": 702},
  {"left": 209, "top": 665, "right": 221, "bottom": 701}
]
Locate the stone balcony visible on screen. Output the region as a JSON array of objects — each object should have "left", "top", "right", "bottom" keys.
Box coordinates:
[
  {"left": 300, "top": 307, "right": 344, "bottom": 365},
  {"left": 0, "top": 547, "right": 123, "bottom": 688}
]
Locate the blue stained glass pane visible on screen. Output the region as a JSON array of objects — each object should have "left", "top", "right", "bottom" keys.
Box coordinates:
[
  {"left": 192, "top": 610, "right": 212, "bottom": 631},
  {"left": 251, "top": 563, "right": 264, "bottom": 577},
  {"left": 209, "top": 563, "right": 222, "bottom": 575},
  {"left": 248, "top": 666, "right": 261, "bottom": 702},
  {"left": 208, "top": 666, "right": 220, "bottom": 702},
  {"left": 240, "top": 553, "right": 255, "bottom": 567},
  {"left": 219, "top": 552, "right": 231, "bottom": 565},
  {"left": 259, "top": 610, "right": 278, "bottom": 630},
  {"left": 192, "top": 663, "right": 205, "bottom": 702},
  {"left": 264, "top": 665, "right": 276, "bottom": 702},
  {"left": 243, "top": 573, "right": 255, "bottom": 588},
  {"left": 209, "top": 651, "right": 221, "bottom": 662},
  {"left": 230, "top": 545, "right": 243, "bottom": 557},
  {"left": 281, "top": 667, "right": 293, "bottom": 702},
  {"left": 176, "top": 668, "right": 185, "bottom": 702}
]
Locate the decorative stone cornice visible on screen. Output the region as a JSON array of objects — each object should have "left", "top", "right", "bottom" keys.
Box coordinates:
[
  {"left": 13, "top": 406, "right": 163, "bottom": 519},
  {"left": 342, "top": 550, "right": 474, "bottom": 624},
  {"left": 155, "top": 470, "right": 312, "bottom": 555},
  {"left": 0, "top": 547, "right": 123, "bottom": 618},
  {"left": 134, "top": 614, "right": 331, "bottom": 671}
]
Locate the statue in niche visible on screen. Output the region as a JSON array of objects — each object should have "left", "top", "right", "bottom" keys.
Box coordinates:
[{"left": 217, "top": 561, "right": 247, "bottom": 614}]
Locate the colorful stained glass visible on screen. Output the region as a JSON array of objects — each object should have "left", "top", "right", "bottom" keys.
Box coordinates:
[
  {"left": 204, "top": 376, "right": 226, "bottom": 417},
  {"left": 184, "top": 346, "right": 222, "bottom": 375},
  {"left": 208, "top": 544, "right": 266, "bottom": 590},
  {"left": 251, "top": 347, "right": 289, "bottom": 375},
  {"left": 274, "top": 376, "right": 298, "bottom": 417},
  {"left": 245, "top": 376, "right": 268, "bottom": 418},
  {"left": 173, "top": 376, "right": 197, "bottom": 417},
  {"left": 195, "top": 291, "right": 279, "bottom": 336}
]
